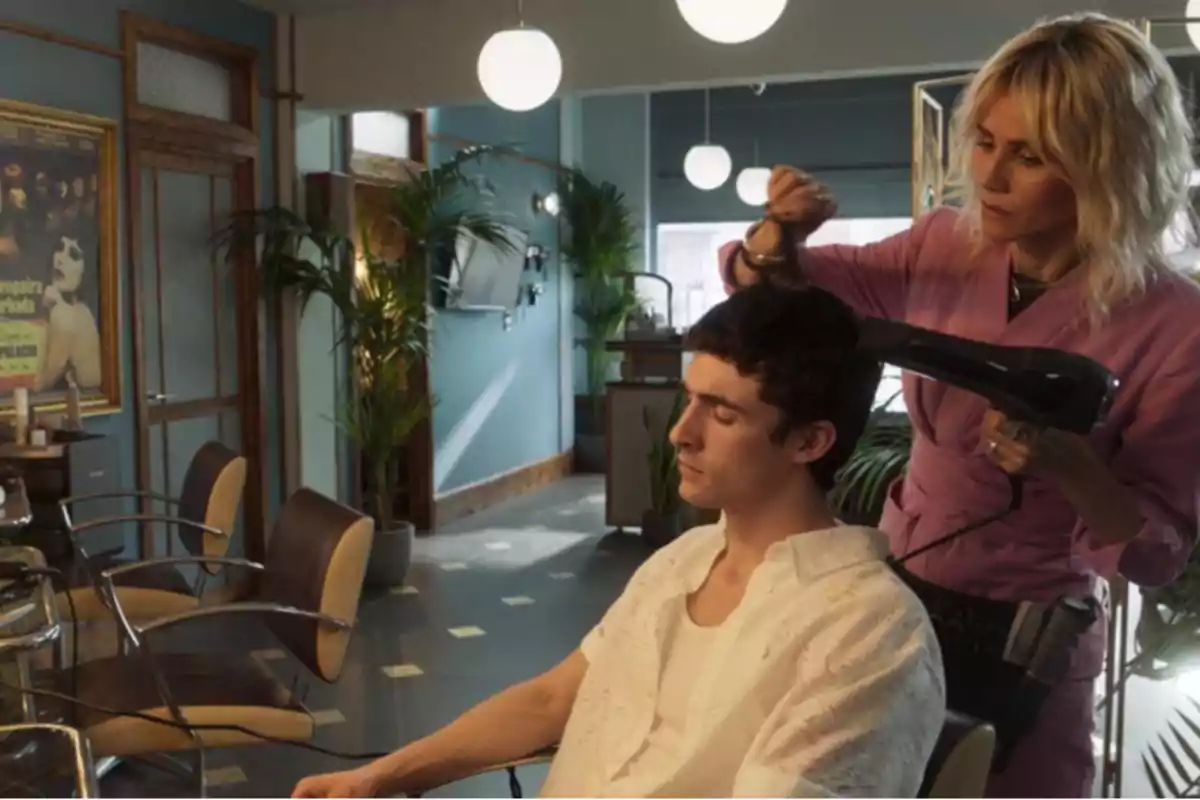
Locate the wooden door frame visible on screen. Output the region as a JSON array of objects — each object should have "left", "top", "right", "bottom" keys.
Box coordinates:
[{"left": 121, "top": 12, "right": 268, "bottom": 563}]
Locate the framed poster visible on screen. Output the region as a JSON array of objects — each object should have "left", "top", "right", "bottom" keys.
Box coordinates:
[
  {"left": 0, "top": 99, "right": 120, "bottom": 415},
  {"left": 911, "top": 87, "right": 944, "bottom": 221},
  {"left": 911, "top": 74, "right": 974, "bottom": 221}
]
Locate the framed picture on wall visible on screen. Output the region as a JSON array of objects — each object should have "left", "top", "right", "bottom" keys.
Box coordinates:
[
  {"left": 0, "top": 99, "right": 120, "bottom": 415},
  {"left": 911, "top": 86, "right": 944, "bottom": 221},
  {"left": 911, "top": 74, "right": 974, "bottom": 220}
]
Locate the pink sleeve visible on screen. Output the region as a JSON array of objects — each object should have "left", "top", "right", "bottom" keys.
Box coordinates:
[
  {"left": 717, "top": 209, "right": 948, "bottom": 321},
  {"left": 1072, "top": 334, "right": 1200, "bottom": 587}
]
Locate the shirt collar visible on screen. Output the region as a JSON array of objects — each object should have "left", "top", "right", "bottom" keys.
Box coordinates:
[{"left": 671, "top": 522, "right": 891, "bottom": 594}]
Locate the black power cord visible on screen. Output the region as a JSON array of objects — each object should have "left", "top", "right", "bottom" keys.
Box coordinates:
[
  {"left": 0, "top": 679, "right": 389, "bottom": 760},
  {"left": 888, "top": 475, "right": 1024, "bottom": 567}
]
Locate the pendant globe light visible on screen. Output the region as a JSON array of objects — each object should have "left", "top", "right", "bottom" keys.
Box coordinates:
[
  {"left": 1188, "top": 0, "right": 1200, "bottom": 51},
  {"left": 736, "top": 139, "right": 770, "bottom": 206},
  {"left": 478, "top": 0, "right": 563, "bottom": 112},
  {"left": 676, "top": 0, "right": 788, "bottom": 44},
  {"left": 683, "top": 89, "right": 732, "bottom": 191}
]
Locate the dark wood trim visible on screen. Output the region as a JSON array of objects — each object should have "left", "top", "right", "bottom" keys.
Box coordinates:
[
  {"left": 124, "top": 12, "right": 268, "bottom": 565},
  {"left": 0, "top": 18, "right": 124, "bottom": 59},
  {"left": 408, "top": 111, "right": 428, "bottom": 165},
  {"left": 435, "top": 449, "right": 575, "bottom": 528},
  {"left": 127, "top": 106, "right": 258, "bottom": 148},
  {"left": 151, "top": 167, "right": 171, "bottom": 551},
  {"left": 275, "top": 14, "right": 301, "bottom": 499},
  {"left": 242, "top": 145, "right": 269, "bottom": 563},
  {"left": 127, "top": 143, "right": 151, "bottom": 559},
  {"left": 126, "top": 118, "right": 258, "bottom": 161},
  {"left": 122, "top": 12, "right": 258, "bottom": 64},
  {"left": 120, "top": 11, "right": 260, "bottom": 153},
  {"left": 139, "top": 149, "right": 234, "bottom": 176}
]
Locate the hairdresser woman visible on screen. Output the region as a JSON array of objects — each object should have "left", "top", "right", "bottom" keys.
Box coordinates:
[{"left": 721, "top": 13, "right": 1200, "bottom": 798}]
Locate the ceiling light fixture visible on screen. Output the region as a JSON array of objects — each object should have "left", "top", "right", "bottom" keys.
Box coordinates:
[
  {"left": 736, "top": 138, "right": 770, "bottom": 206},
  {"left": 676, "top": 0, "right": 788, "bottom": 44},
  {"left": 1186, "top": 0, "right": 1200, "bottom": 50},
  {"left": 683, "top": 89, "right": 731, "bottom": 191},
  {"left": 478, "top": 0, "right": 562, "bottom": 112}
]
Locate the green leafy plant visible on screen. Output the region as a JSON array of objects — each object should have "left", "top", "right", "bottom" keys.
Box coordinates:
[
  {"left": 644, "top": 391, "right": 686, "bottom": 516},
  {"left": 829, "top": 390, "right": 913, "bottom": 525},
  {"left": 557, "top": 167, "right": 641, "bottom": 416},
  {"left": 1142, "top": 697, "right": 1200, "bottom": 797},
  {"left": 213, "top": 146, "right": 515, "bottom": 529}
]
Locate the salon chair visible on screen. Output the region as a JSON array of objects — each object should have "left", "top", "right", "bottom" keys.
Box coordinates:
[
  {"left": 55, "top": 441, "right": 247, "bottom": 623},
  {"left": 919, "top": 710, "right": 996, "bottom": 798},
  {"left": 415, "top": 710, "right": 997, "bottom": 798},
  {"left": 39, "top": 487, "right": 372, "bottom": 794}
]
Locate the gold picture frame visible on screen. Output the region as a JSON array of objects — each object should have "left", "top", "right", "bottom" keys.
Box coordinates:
[
  {"left": 910, "top": 74, "right": 974, "bottom": 221},
  {"left": 0, "top": 99, "right": 120, "bottom": 416}
]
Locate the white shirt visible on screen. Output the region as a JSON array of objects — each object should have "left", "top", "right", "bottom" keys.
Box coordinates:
[
  {"left": 540, "top": 523, "right": 946, "bottom": 798},
  {"left": 607, "top": 615, "right": 719, "bottom": 794}
]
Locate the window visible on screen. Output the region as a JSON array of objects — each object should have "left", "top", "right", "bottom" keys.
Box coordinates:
[
  {"left": 655, "top": 218, "right": 912, "bottom": 411},
  {"left": 136, "top": 41, "right": 233, "bottom": 122},
  {"left": 350, "top": 112, "right": 411, "bottom": 160}
]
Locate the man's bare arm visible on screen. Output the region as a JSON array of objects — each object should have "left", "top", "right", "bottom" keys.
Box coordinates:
[{"left": 361, "top": 648, "right": 588, "bottom": 796}]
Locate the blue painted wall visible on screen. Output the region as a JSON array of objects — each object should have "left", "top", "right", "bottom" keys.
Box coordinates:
[
  {"left": 427, "top": 102, "right": 567, "bottom": 495},
  {"left": 0, "top": 0, "right": 278, "bottom": 547}
]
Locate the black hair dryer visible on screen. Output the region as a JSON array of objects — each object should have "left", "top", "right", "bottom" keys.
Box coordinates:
[{"left": 857, "top": 317, "right": 1118, "bottom": 435}]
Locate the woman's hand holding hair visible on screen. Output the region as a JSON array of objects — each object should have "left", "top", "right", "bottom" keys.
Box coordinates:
[{"left": 726, "top": 167, "right": 838, "bottom": 293}]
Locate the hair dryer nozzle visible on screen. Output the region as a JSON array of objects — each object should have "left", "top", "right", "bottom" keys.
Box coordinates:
[{"left": 856, "top": 317, "right": 1117, "bottom": 434}]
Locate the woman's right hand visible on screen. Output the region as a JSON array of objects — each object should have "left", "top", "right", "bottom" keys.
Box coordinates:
[
  {"left": 730, "top": 167, "right": 838, "bottom": 290},
  {"left": 292, "top": 765, "right": 387, "bottom": 798},
  {"left": 764, "top": 166, "right": 838, "bottom": 238}
]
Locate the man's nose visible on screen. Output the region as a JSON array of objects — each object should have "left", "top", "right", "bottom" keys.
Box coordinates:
[{"left": 669, "top": 406, "right": 697, "bottom": 449}]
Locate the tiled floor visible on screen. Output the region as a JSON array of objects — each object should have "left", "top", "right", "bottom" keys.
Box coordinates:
[{"left": 103, "top": 475, "right": 648, "bottom": 798}]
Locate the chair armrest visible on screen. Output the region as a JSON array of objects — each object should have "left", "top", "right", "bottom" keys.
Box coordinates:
[
  {"left": 455, "top": 748, "right": 559, "bottom": 782},
  {"left": 133, "top": 601, "right": 354, "bottom": 637},
  {"left": 58, "top": 490, "right": 180, "bottom": 528},
  {"left": 0, "top": 723, "right": 98, "bottom": 798},
  {"left": 0, "top": 564, "right": 61, "bottom": 655},
  {"left": 100, "top": 556, "right": 264, "bottom": 582},
  {"left": 70, "top": 514, "right": 229, "bottom": 539},
  {"left": 59, "top": 489, "right": 180, "bottom": 509}
]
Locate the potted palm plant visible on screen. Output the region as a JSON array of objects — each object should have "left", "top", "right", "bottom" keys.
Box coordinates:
[
  {"left": 214, "top": 146, "right": 514, "bottom": 586},
  {"left": 829, "top": 390, "right": 912, "bottom": 525},
  {"left": 642, "top": 390, "right": 686, "bottom": 549},
  {"left": 558, "top": 167, "right": 641, "bottom": 472}
]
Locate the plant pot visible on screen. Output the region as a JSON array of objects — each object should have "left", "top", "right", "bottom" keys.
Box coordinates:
[
  {"left": 365, "top": 520, "right": 415, "bottom": 587},
  {"left": 641, "top": 509, "right": 684, "bottom": 550}
]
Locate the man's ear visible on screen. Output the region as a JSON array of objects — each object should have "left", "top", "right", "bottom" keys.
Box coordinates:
[{"left": 789, "top": 420, "right": 838, "bottom": 466}]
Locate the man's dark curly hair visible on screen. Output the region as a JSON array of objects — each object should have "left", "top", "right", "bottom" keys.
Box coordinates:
[{"left": 684, "top": 284, "right": 884, "bottom": 491}]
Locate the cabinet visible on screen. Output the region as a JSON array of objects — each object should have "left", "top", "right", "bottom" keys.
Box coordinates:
[{"left": 0, "top": 433, "right": 119, "bottom": 568}]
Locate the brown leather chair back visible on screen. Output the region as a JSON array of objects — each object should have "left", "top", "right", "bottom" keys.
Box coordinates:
[
  {"left": 177, "top": 441, "right": 247, "bottom": 570},
  {"left": 919, "top": 710, "right": 996, "bottom": 798},
  {"left": 260, "top": 488, "right": 374, "bottom": 683}
]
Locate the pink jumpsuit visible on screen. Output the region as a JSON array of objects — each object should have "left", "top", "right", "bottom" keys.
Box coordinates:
[{"left": 720, "top": 208, "right": 1200, "bottom": 796}]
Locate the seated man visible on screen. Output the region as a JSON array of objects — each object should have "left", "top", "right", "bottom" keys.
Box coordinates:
[{"left": 293, "top": 285, "right": 946, "bottom": 799}]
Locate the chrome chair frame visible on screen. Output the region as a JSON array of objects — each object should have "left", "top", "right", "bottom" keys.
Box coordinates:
[
  {"left": 0, "top": 721, "right": 100, "bottom": 798},
  {"left": 93, "top": 555, "right": 354, "bottom": 797}
]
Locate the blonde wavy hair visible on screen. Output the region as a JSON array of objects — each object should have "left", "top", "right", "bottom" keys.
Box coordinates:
[{"left": 947, "top": 13, "right": 1195, "bottom": 324}]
